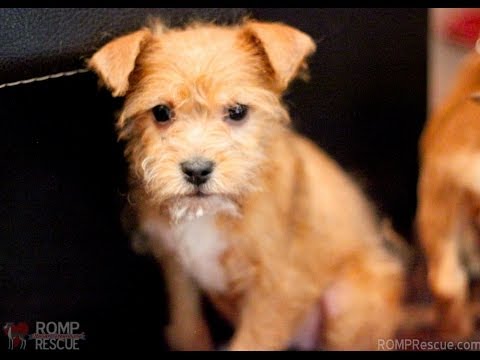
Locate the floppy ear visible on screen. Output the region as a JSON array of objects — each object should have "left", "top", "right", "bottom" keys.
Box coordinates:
[
  {"left": 242, "top": 21, "right": 316, "bottom": 90},
  {"left": 88, "top": 28, "right": 152, "bottom": 97}
]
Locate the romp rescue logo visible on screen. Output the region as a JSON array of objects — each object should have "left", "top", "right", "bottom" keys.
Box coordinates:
[{"left": 3, "top": 321, "right": 86, "bottom": 350}]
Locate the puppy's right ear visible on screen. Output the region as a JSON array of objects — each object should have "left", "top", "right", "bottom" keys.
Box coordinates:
[
  {"left": 241, "top": 21, "right": 316, "bottom": 91},
  {"left": 88, "top": 29, "right": 151, "bottom": 97}
]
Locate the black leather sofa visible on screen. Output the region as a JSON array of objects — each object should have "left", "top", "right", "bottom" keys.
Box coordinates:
[{"left": 0, "top": 8, "right": 427, "bottom": 352}]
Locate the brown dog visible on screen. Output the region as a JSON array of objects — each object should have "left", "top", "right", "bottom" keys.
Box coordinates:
[
  {"left": 88, "top": 19, "right": 405, "bottom": 350},
  {"left": 417, "top": 46, "right": 480, "bottom": 339}
]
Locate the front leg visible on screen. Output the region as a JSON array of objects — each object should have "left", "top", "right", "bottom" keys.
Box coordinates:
[
  {"left": 417, "top": 173, "right": 472, "bottom": 339},
  {"left": 161, "top": 255, "right": 213, "bottom": 351},
  {"left": 228, "top": 274, "right": 319, "bottom": 350},
  {"left": 135, "top": 209, "right": 213, "bottom": 350}
]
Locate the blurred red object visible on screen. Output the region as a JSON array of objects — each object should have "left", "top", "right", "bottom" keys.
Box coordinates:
[{"left": 444, "top": 9, "right": 480, "bottom": 47}]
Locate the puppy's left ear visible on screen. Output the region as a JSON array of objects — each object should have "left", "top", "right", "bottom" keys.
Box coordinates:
[
  {"left": 242, "top": 21, "right": 316, "bottom": 91},
  {"left": 88, "top": 28, "right": 152, "bottom": 97}
]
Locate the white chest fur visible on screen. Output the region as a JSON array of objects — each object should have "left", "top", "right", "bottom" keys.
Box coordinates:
[{"left": 168, "top": 215, "right": 228, "bottom": 292}]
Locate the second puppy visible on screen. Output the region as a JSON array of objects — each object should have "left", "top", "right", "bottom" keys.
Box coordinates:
[{"left": 417, "top": 45, "right": 480, "bottom": 339}]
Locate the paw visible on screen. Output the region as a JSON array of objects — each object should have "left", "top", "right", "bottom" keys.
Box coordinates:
[{"left": 165, "top": 322, "right": 213, "bottom": 351}]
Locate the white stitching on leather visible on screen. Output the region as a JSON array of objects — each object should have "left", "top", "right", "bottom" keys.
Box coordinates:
[{"left": 0, "top": 68, "right": 89, "bottom": 89}]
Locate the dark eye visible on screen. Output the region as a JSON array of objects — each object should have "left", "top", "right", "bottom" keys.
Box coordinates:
[
  {"left": 226, "top": 104, "right": 248, "bottom": 122},
  {"left": 152, "top": 104, "right": 173, "bottom": 123}
]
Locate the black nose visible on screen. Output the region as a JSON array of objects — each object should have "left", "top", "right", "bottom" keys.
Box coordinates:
[{"left": 181, "top": 158, "right": 214, "bottom": 186}]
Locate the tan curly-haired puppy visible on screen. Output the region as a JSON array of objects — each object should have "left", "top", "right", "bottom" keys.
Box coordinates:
[
  {"left": 417, "top": 44, "right": 480, "bottom": 340},
  {"left": 89, "top": 19, "right": 404, "bottom": 350}
]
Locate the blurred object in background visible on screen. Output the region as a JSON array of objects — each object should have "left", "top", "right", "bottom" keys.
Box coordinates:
[
  {"left": 442, "top": 8, "right": 480, "bottom": 47},
  {"left": 428, "top": 8, "right": 480, "bottom": 113}
]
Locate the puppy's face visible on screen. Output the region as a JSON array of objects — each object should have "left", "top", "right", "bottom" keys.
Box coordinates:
[{"left": 89, "top": 20, "right": 315, "bottom": 219}]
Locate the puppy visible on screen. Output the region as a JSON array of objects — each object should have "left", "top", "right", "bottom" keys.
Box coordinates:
[
  {"left": 88, "top": 19, "right": 405, "bottom": 350},
  {"left": 417, "top": 44, "right": 480, "bottom": 340}
]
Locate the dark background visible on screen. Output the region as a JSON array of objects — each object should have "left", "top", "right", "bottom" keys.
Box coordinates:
[{"left": 0, "top": 8, "right": 427, "bottom": 352}]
